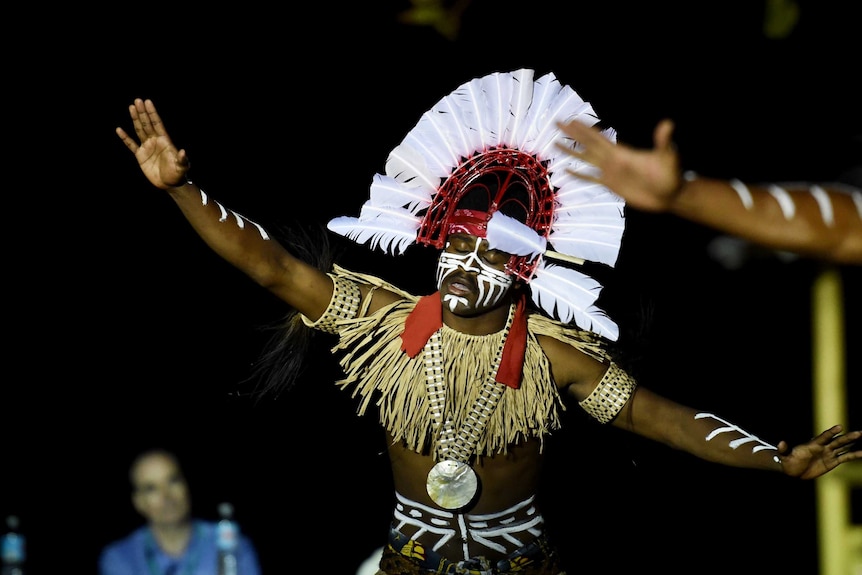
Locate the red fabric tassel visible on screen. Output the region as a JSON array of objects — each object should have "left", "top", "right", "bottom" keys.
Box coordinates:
[{"left": 400, "top": 293, "right": 526, "bottom": 389}]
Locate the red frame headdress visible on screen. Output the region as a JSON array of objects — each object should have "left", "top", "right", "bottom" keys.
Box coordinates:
[{"left": 328, "top": 69, "right": 625, "bottom": 340}]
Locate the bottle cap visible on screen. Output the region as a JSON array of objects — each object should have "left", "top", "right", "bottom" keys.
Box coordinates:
[{"left": 218, "top": 502, "right": 234, "bottom": 519}]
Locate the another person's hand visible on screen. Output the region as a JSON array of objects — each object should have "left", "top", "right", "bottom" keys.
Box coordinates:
[
  {"left": 774, "top": 425, "right": 861, "bottom": 480},
  {"left": 116, "top": 99, "right": 190, "bottom": 190},
  {"left": 556, "top": 118, "right": 682, "bottom": 212}
]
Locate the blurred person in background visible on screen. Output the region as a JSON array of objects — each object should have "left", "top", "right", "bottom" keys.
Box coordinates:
[{"left": 98, "top": 448, "right": 262, "bottom": 575}]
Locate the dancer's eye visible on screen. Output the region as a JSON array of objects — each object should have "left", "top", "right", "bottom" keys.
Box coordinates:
[{"left": 447, "top": 234, "right": 477, "bottom": 254}]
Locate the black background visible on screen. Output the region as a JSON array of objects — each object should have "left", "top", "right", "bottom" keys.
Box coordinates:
[{"left": 4, "top": 1, "right": 860, "bottom": 574}]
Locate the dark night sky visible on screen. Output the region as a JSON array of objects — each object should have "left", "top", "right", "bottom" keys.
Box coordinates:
[{"left": 5, "top": 1, "right": 860, "bottom": 573}]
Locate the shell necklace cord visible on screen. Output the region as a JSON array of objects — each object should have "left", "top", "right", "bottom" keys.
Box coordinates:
[{"left": 424, "top": 303, "right": 514, "bottom": 510}]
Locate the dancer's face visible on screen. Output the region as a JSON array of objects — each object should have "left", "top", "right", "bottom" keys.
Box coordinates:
[{"left": 436, "top": 234, "right": 514, "bottom": 315}]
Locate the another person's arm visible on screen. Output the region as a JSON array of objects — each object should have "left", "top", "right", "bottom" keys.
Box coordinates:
[{"left": 556, "top": 118, "right": 862, "bottom": 264}]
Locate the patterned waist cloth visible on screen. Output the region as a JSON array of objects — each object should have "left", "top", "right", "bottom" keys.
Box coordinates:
[{"left": 377, "top": 527, "right": 566, "bottom": 575}]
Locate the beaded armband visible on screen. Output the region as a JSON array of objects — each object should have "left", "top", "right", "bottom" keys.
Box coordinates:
[
  {"left": 579, "top": 362, "right": 636, "bottom": 424},
  {"left": 300, "top": 274, "right": 361, "bottom": 334}
]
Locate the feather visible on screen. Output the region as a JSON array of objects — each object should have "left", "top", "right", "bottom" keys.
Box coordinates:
[
  {"left": 455, "top": 76, "right": 488, "bottom": 153},
  {"left": 385, "top": 144, "right": 439, "bottom": 193},
  {"left": 505, "top": 69, "right": 536, "bottom": 148},
  {"left": 428, "top": 90, "right": 474, "bottom": 162},
  {"left": 553, "top": 182, "right": 624, "bottom": 216},
  {"left": 519, "top": 72, "right": 564, "bottom": 149},
  {"left": 529, "top": 261, "right": 619, "bottom": 341},
  {"left": 327, "top": 213, "right": 419, "bottom": 256},
  {"left": 547, "top": 228, "right": 624, "bottom": 267},
  {"left": 412, "top": 110, "right": 461, "bottom": 171},
  {"left": 368, "top": 174, "right": 432, "bottom": 215},
  {"left": 357, "top": 204, "right": 423, "bottom": 226},
  {"left": 403, "top": 114, "right": 458, "bottom": 179},
  {"left": 551, "top": 125, "right": 616, "bottom": 175},
  {"left": 480, "top": 71, "right": 511, "bottom": 149},
  {"left": 531, "top": 90, "right": 592, "bottom": 160},
  {"left": 485, "top": 212, "right": 547, "bottom": 257},
  {"left": 549, "top": 198, "right": 625, "bottom": 266},
  {"left": 547, "top": 165, "right": 603, "bottom": 191}
]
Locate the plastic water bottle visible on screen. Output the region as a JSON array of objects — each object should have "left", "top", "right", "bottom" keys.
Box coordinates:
[
  {"left": 216, "top": 502, "right": 239, "bottom": 575},
  {"left": 0, "top": 515, "right": 25, "bottom": 575}
]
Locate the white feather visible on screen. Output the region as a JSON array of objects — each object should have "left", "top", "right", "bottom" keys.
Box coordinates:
[
  {"left": 481, "top": 72, "right": 510, "bottom": 149},
  {"left": 357, "top": 204, "right": 423, "bottom": 226},
  {"left": 547, "top": 165, "right": 602, "bottom": 191},
  {"left": 368, "top": 174, "right": 431, "bottom": 215},
  {"left": 531, "top": 91, "right": 592, "bottom": 160},
  {"left": 553, "top": 181, "right": 624, "bottom": 215},
  {"left": 547, "top": 230, "right": 624, "bottom": 267},
  {"left": 327, "top": 212, "right": 419, "bottom": 256},
  {"left": 413, "top": 110, "right": 461, "bottom": 170},
  {"left": 428, "top": 91, "right": 474, "bottom": 162},
  {"left": 485, "top": 213, "right": 547, "bottom": 257},
  {"left": 505, "top": 69, "right": 536, "bottom": 147},
  {"left": 519, "top": 72, "right": 564, "bottom": 149},
  {"left": 550, "top": 198, "right": 625, "bottom": 266},
  {"left": 385, "top": 144, "right": 439, "bottom": 193},
  {"left": 529, "top": 261, "right": 619, "bottom": 341},
  {"left": 456, "top": 76, "right": 488, "bottom": 153},
  {"left": 403, "top": 115, "right": 457, "bottom": 179}
]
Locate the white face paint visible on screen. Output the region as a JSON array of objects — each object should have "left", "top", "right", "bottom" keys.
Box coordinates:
[{"left": 436, "top": 238, "right": 513, "bottom": 312}]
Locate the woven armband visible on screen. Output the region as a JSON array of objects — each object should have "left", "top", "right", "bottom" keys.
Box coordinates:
[
  {"left": 579, "top": 362, "right": 636, "bottom": 424},
  {"left": 301, "top": 274, "right": 361, "bottom": 334}
]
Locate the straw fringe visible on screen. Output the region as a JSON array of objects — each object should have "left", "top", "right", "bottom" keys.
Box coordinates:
[{"left": 327, "top": 267, "right": 612, "bottom": 456}]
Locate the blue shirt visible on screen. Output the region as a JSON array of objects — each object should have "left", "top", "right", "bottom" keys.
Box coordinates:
[{"left": 98, "top": 520, "right": 262, "bottom": 575}]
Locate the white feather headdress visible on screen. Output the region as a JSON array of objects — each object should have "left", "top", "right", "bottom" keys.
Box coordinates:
[{"left": 328, "top": 69, "right": 625, "bottom": 341}]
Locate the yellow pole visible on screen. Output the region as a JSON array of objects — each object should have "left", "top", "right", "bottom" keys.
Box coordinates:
[{"left": 812, "top": 266, "right": 849, "bottom": 575}]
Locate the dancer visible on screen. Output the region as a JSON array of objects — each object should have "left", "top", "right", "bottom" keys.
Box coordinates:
[{"left": 117, "top": 69, "right": 861, "bottom": 574}]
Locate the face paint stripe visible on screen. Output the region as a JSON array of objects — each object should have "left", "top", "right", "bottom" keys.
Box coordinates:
[{"left": 437, "top": 242, "right": 513, "bottom": 311}]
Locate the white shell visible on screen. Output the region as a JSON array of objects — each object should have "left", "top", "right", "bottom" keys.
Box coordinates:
[{"left": 426, "top": 460, "right": 478, "bottom": 510}]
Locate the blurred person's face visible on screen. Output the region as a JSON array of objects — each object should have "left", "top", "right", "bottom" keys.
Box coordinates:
[{"left": 131, "top": 453, "right": 192, "bottom": 528}]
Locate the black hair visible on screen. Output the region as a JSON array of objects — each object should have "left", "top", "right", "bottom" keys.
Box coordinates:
[{"left": 246, "top": 221, "right": 343, "bottom": 399}]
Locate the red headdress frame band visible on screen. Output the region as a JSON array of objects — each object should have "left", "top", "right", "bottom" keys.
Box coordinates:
[{"left": 415, "top": 148, "right": 555, "bottom": 281}]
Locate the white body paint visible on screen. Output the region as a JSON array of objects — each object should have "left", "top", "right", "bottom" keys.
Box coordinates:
[
  {"left": 196, "top": 184, "right": 270, "bottom": 240},
  {"left": 695, "top": 412, "right": 777, "bottom": 453},
  {"left": 730, "top": 179, "right": 862, "bottom": 229},
  {"left": 768, "top": 185, "right": 796, "bottom": 220},
  {"left": 810, "top": 185, "right": 835, "bottom": 226},
  {"left": 392, "top": 491, "right": 545, "bottom": 560},
  {"left": 729, "top": 179, "right": 754, "bottom": 210}
]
